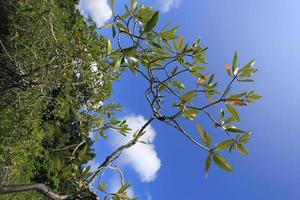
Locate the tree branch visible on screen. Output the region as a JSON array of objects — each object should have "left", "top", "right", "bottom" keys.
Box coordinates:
[
  {"left": 85, "top": 116, "right": 155, "bottom": 186},
  {"left": 0, "top": 183, "right": 68, "bottom": 200}
]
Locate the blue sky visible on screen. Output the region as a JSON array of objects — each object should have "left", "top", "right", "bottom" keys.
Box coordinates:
[{"left": 79, "top": 0, "right": 300, "bottom": 199}]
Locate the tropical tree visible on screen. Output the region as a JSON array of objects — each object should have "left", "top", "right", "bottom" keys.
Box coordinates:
[{"left": 0, "top": 0, "right": 260, "bottom": 199}]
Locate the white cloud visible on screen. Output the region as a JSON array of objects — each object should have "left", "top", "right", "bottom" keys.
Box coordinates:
[
  {"left": 77, "top": 0, "right": 112, "bottom": 27},
  {"left": 109, "top": 115, "right": 161, "bottom": 182},
  {"left": 159, "top": 0, "right": 182, "bottom": 13},
  {"left": 146, "top": 192, "right": 153, "bottom": 200}
]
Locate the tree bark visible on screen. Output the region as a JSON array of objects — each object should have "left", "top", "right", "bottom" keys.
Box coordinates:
[{"left": 0, "top": 183, "right": 69, "bottom": 200}]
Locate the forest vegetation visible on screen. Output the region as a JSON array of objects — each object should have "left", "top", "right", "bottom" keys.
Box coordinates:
[{"left": 0, "top": 0, "right": 260, "bottom": 199}]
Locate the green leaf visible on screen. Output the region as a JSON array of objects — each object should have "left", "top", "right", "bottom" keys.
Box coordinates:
[
  {"left": 109, "top": 0, "right": 115, "bottom": 11},
  {"left": 114, "top": 57, "right": 122, "bottom": 72},
  {"left": 238, "top": 59, "right": 256, "bottom": 77},
  {"left": 232, "top": 51, "right": 238, "bottom": 72},
  {"left": 109, "top": 49, "right": 121, "bottom": 57},
  {"left": 239, "top": 68, "right": 257, "bottom": 78},
  {"left": 98, "top": 183, "right": 108, "bottom": 191},
  {"left": 180, "top": 92, "right": 197, "bottom": 104},
  {"left": 212, "top": 153, "right": 233, "bottom": 172},
  {"left": 245, "top": 59, "right": 256, "bottom": 69},
  {"left": 225, "top": 125, "right": 244, "bottom": 133},
  {"left": 228, "top": 99, "right": 247, "bottom": 106},
  {"left": 82, "top": 165, "right": 91, "bottom": 178},
  {"left": 215, "top": 140, "right": 233, "bottom": 151},
  {"left": 171, "top": 67, "right": 178, "bottom": 76},
  {"left": 239, "top": 131, "right": 251, "bottom": 143},
  {"left": 196, "top": 123, "right": 203, "bottom": 136},
  {"left": 116, "top": 23, "right": 128, "bottom": 32},
  {"left": 107, "top": 39, "right": 112, "bottom": 53},
  {"left": 112, "top": 25, "right": 116, "bottom": 38},
  {"left": 128, "top": 56, "right": 139, "bottom": 63},
  {"left": 171, "top": 80, "right": 185, "bottom": 90},
  {"left": 224, "top": 117, "right": 235, "bottom": 125},
  {"left": 247, "top": 93, "right": 262, "bottom": 103},
  {"left": 229, "top": 92, "right": 246, "bottom": 99},
  {"left": 144, "top": 11, "right": 159, "bottom": 32},
  {"left": 158, "top": 83, "right": 167, "bottom": 92},
  {"left": 203, "top": 131, "right": 211, "bottom": 147},
  {"left": 219, "top": 109, "right": 225, "bottom": 123},
  {"left": 136, "top": 6, "right": 154, "bottom": 23},
  {"left": 205, "top": 155, "right": 211, "bottom": 178},
  {"left": 225, "top": 104, "right": 240, "bottom": 122},
  {"left": 78, "top": 144, "right": 87, "bottom": 158},
  {"left": 124, "top": 57, "right": 136, "bottom": 75},
  {"left": 190, "top": 66, "right": 206, "bottom": 72},
  {"left": 182, "top": 109, "right": 198, "bottom": 120},
  {"left": 131, "top": 0, "right": 137, "bottom": 9},
  {"left": 160, "top": 26, "right": 178, "bottom": 40},
  {"left": 138, "top": 141, "right": 148, "bottom": 145},
  {"left": 196, "top": 124, "right": 211, "bottom": 147},
  {"left": 98, "top": 131, "right": 107, "bottom": 139},
  {"left": 102, "top": 22, "right": 114, "bottom": 29},
  {"left": 118, "top": 183, "right": 131, "bottom": 193},
  {"left": 238, "top": 79, "right": 254, "bottom": 82},
  {"left": 237, "top": 144, "right": 249, "bottom": 156},
  {"left": 229, "top": 143, "right": 235, "bottom": 153},
  {"left": 196, "top": 123, "right": 205, "bottom": 145},
  {"left": 249, "top": 94, "right": 262, "bottom": 100},
  {"left": 148, "top": 41, "right": 161, "bottom": 48},
  {"left": 177, "top": 35, "right": 184, "bottom": 50}
]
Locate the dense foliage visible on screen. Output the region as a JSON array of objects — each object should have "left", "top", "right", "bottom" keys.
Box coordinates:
[
  {"left": 0, "top": 0, "right": 117, "bottom": 199},
  {"left": 0, "top": 0, "right": 260, "bottom": 199}
]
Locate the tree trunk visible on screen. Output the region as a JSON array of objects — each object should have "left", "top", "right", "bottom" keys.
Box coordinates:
[{"left": 0, "top": 183, "right": 69, "bottom": 200}]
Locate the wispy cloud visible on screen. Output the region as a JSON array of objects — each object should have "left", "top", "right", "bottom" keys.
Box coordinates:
[
  {"left": 159, "top": 0, "right": 182, "bottom": 13},
  {"left": 77, "top": 0, "right": 112, "bottom": 27},
  {"left": 146, "top": 192, "right": 153, "bottom": 200},
  {"left": 109, "top": 114, "right": 161, "bottom": 182}
]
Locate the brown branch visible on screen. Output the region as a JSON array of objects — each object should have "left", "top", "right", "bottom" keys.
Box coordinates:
[
  {"left": 85, "top": 116, "right": 155, "bottom": 186},
  {"left": 0, "top": 183, "right": 68, "bottom": 200}
]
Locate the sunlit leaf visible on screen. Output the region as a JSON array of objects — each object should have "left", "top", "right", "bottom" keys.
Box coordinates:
[
  {"left": 197, "top": 74, "right": 208, "bottom": 85},
  {"left": 110, "top": 0, "right": 115, "bottom": 11},
  {"left": 237, "top": 144, "right": 249, "bottom": 156},
  {"left": 225, "top": 125, "right": 244, "bottom": 133},
  {"left": 203, "top": 131, "right": 211, "bottom": 147},
  {"left": 205, "top": 155, "right": 211, "bottom": 178},
  {"left": 225, "top": 64, "right": 232, "bottom": 76},
  {"left": 144, "top": 11, "right": 159, "bottom": 32},
  {"left": 112, "top": 25, "right": 116, "bottom": 38},
  {"left": 171, "top": 80, "right": 185, "bottom": 90},
  {"left": 114, "top": 57, "right": 122, "bottom": 72},
  {"left": 131, "top": 0, "right": 137, "bottom": 9},
  {"left": 196, "top": 123, "right": 205, "bottom": 144},
  {"left": 177, "top": 35, "right": 184, "bottom": 50},
  {"left": 213, "top": 153, "right": 233, "bottom": 172},
  {"left": 182, "top": 109, "right": 198, "bottom": 120},
  {"left": 116, "top": 23, "right": 128, "bottom": 32},
  {"left": 215, "top": 140, "right": 233, "bottom": 151},
  {"left": 107, "top": 39, "right": 112, "bottom": 54},
  {"left": 225, "top": 104, "right": 240, "bottom": 122},
  {"left": 232, "top": 51, "right": 238, "bottom": 72},
  {"left": 102, "top": 22, "right": 114, "bottom": 29},
  {"left": 239, "top": 131, "right": 251, "bottom": 143},
  {"left": 228, "top": 99, "right": 247, "bottom": 106}
]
